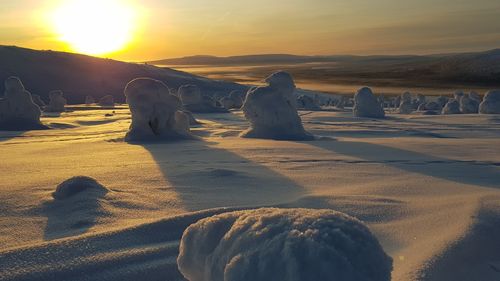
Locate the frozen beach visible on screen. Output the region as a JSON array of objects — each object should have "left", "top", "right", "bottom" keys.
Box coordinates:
[{"left": 1, "top": 106, "right": 499, "bottom": 281}]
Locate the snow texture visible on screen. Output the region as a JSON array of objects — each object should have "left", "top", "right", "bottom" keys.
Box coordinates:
[
  {"left": 178, "top": 208, "right": 393, "bottom": 281},
  {"left": 31, "top": 94, "right": 46, "bottom": 107},
  {"left": 52, "top": 176, "right": 108, "bottom": 200},
  {"left": 124, "top": 78, "right": 193, "bottom": 142},
  {"left": 353, "top": 87, "right": 385, "bottom": 118},
  {"left": 241, "top": 72, "right": 313, "bottom": 140},
  {"left": 0, "top": 76, "right": 46, "bottom": 130},
  {"left": 479, "top": 90, "right": 500, "bottom": 114},
  {"left": 45, "top": 90, "right": 67, "bottom": 112}
]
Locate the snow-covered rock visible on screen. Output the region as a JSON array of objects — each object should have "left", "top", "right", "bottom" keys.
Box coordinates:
[
  {"left": 124, "top": 78, "right": 193, "bottom": 142},
  {"left": 479, "top": 90, "right": 500, "bottom": 114},
  {"left": 442, "top": 99, "right": 461, "bottom": 114},
  {"left": 178, "top": 208, "right": 393, "bottom": 281},
  {"left": 241, "top": 72, "right": 313, "bottom": 140},
  {"left": 353, "top": 87, "right": 385, "bottom": 118},
  {"left": 0, "top": 76, "right": 45, "bottom": 130},
  {"left": 45, "top": 90, "right": 66, "bottom": 112}
]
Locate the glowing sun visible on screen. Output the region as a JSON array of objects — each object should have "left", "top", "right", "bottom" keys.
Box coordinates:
[{"left": 52, "top": 0, "right": 137, "bottom": 56}]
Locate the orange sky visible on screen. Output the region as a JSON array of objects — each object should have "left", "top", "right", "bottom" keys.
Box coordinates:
[{"left": 1, "top": 0, "right": 499, "bottom": 61}]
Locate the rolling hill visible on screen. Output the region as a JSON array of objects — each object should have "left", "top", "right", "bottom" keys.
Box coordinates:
[{"left": 0, "top": 46, "right": 246, "bottom": 104}]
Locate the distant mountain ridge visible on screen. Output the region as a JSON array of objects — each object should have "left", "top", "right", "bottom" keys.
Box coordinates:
[
  {"left": 148, "top": 49, "right": 500, "bottom": 86},
  {"left": 0, "top": 46, "right": 246, "bottom": 104}
]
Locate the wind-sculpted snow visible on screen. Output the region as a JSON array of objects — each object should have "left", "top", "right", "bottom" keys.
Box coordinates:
[
  {"left": 178, "top": 208, "right": 392, "bottom": 281},
  {"left": 99, "top": 95, "right": 115, "bottom": 107},
  {"left": 178, "top": 84, "right": 228, "bottom": 113},
  {"left": 442, "top": 99, "right": 461, "bottom": 115},
  {"left": 241, "top": 71, "right": 313, "bottom": 140},
  {"left": 124, "top": 78, "right": 193, "bottom": 142}
]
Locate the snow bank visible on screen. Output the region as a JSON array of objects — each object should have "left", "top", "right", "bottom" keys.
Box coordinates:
[
  {"left": 0, "top": 76, "right": 45, "bottom": 130},
  {"left": 98, "top": 95, "right": 115, "bottom": 107},
  {"left": 241, "top": 72, "right": 313, "bottom": 140},
  {"left": 353, "top": 87, "right": 385, "bottom": 118},
  {"left": 178, "top": 208, "right": 393, "bottom": 281},
  {"left": 52, "top": 176, "right": 108, "bottom": 200},
  {"left": 45, "top": 90, "right": 66, "bottom": 112},
  {"left": 479, "top": 90, "right": 500, "bottom": 114},
  {"left": 124, "top": 78, "right": 193, "bottom": 142}
]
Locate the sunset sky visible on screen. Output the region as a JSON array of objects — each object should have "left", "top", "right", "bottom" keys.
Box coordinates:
[{"left": 1, "top": 0, "right": 499, "bottom": 61}]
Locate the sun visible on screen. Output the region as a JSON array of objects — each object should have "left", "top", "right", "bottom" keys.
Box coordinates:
[{"left": 51, "top": 0, "right": 137, "bottom": 56}]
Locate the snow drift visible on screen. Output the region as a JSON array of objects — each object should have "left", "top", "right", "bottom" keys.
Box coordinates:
[
  {"left": 124, "top": 78, "right": 193, "bottom": 142},
  {"left": 178, "top": 208, "right": 393, "bottom": 281},
  {"left": 241, "top": 71, "right": 313, "bottom": 140},
  {"left": 178, "top": 85, "right": 228, "bottom": 113}
]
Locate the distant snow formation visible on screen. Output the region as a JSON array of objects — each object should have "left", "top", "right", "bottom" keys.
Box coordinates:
[
  {"left": 442, "top": 99, "right": 461, "bottom": 114},
  {"left": 124, "top": 78, "right": 193, "bottom": 141},
  {"left": 353, "top": 87, "right": 385, "bottom": 118},
  {"left": 178, "top": 84, "right": 228, "bottom": 113},
  {"left": 178, "top": 208, "right": 393, "bottom": 281},
  {"left": 0, "top": 76, "right": 46, "bottom": 130},
  {"left": 45, "top": 90, "right": 67, "bottom": 113},
  {"left": 479, "top": 90, "right": 500, "bottom": 114},
  {"left": 241, "top": 71, "right": 314, "bottom": 140},
  {"left": 98, "top": 95, "right": 115, "bottom": 107}
]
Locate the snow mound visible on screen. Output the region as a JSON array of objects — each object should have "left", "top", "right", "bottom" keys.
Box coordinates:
[
  {"left": 479, "top": 90, "right": 500, "bottom": 114},
  {"left": 178, "top": 208, "right": 393, "bottom": 281},
  {"left": 241, "top": 72, "right": 313, "bottom": 140},
  {"left": 52, "top": 176, "right": 108, "bottom": 200},
  {"left": 0, "top": 76, "right": 46, "bottom": 130},
  {"left": 442, "top": 99, "right": 461, "bottom": 114},
  {"left": 178, "top": 85, "right": 228, "bottom": 113},
  {"left": 124, "top": 78, "right": 193, "bottom": 142},
  {"left": 45, "top": 90, "right": 67, "bottom": 112},
  {"left": 353, "top": 87, "right": 385, "bottom": 118},
  {"left": 98, "top": 95, "right": 115, "bottom": 107}
]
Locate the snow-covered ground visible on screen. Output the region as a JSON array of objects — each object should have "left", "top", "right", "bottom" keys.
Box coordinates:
[{"left": 0, "top": 106, "right": 499, "bottom": 281}]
